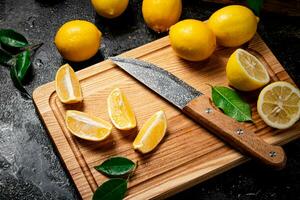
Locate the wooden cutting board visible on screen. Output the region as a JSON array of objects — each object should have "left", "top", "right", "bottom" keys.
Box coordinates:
[{"left": 33, "top": 34, "right": 300, "bottom": 200}]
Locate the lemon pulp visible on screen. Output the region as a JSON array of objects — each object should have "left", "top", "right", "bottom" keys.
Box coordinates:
[
  {"left": 107, "top": 88, "right": 136, "bottom": 130},
  {"left": 226, "top": 49, "right": 270, "bottom": 91},
  {"left": 65, "top": 110, "right": 112, "bottom": 141},
  {"left": 133, "top": 111, "right": 167, "bottom": 153},
  {"left": 55, "top": 64, "right": 83, "bottom": 104},
  {"left": 257, "top": 81, "right": 300, "bottom": 129}
]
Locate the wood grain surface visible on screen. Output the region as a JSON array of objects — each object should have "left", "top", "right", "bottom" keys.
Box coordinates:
[{"left": 33, "top": 34, "right": 300, "bottom": 200}]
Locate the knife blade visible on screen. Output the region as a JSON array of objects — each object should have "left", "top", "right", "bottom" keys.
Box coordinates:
[{"left": 110, "top": 56, "right": 286, "bottom": 169}]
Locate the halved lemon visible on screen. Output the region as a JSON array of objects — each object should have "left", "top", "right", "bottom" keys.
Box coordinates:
[
  {"left": 55, "top": 64, "right": 83, "bottom": 104},
  {"left": 226, "top": 48, "right": 270, "bottom": 91},
  {"left": 133, "top": 111, "right": 167, "bottom": 153},
  {"left": 107, "top": 88, "right": 136, "bottom": 130},
  {"left": 65, "top": 110, "right": 112, "bottom": 141},
  {"left": 257, "top": 81, "right": 300, "bottom": 129}
]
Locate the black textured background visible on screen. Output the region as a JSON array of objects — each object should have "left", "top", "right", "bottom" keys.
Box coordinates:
[{"left": 0, "top": 0, "right": 300, "bottom": 199}]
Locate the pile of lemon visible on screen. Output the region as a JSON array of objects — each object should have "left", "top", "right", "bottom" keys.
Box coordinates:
[
  {"left": 54, "top": 1, "right": 300, "bottom": 131},
  {"left": 54, "top": 0, "right": 182, "bottom": 62},
  {"left": 167, "top": 5, "right": 300, "bottom": 130}
]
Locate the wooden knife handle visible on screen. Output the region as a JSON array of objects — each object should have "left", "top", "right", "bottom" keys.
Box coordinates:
[{"left": 183, "top": 95, "right": 286, "bottom": 169}]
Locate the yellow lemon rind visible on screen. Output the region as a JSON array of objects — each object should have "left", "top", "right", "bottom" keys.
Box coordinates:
[
  {"left": 142, "top": 0, "right": 182, "bottom": 33},
  {"left": 133, "top": 110, "right": 167, "bottom": 154},
  {"left": 226, "top": 49, "right": 270, "bottom": 91},
  {"left": 54, "top": 20, "right": 102, "bottom": 62},
  {"left": 257, "top": 81, "right": 300, "bottom": 129},
  {"left": 207, "top": 5, "right": 258, "bottom": 47},
  {"left": 55, "top": 64, "right": 83, "bottom": 104},
  {"left": 107, "top": 88, "right": 137, "bottom": 130},
  {"left": 91, "top": 0, "right": 129, "bottom": 19},
  {"left": 65, "top": 110, "right": 112, "bottom": 141},
  {"left": 169, "top": 19, "right": 216, "bottom": 61}
]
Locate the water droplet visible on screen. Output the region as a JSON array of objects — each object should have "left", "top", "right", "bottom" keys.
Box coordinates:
[
  {"left": 35, "top": 59, "right": 44, "bottom": 68},
  {"left": 27, "top": 16, "right": 36, "bottom": 28}
]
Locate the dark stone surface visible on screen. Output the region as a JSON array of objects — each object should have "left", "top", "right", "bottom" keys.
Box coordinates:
[{"left": 0, "top": 0, "right": 299, "bottom": 199}]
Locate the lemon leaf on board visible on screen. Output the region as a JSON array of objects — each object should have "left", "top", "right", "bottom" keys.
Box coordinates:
[
  {"left": 211, "top": 86, "right": 252, "bottom": 122},
  {"left": 94, "top": 157, "right": 136, "bottom": 177},
  {"left": 92, "top": 178, "right": 127, "bottom": 200}
]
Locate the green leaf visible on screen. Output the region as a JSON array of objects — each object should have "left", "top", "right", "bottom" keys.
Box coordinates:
[
  {"left": 0, "top": 49, "right": 13, "bottom": 66},
  {"left": 0, "top": 29, "right": 29, "bottom": 48},
  {"left": 10, "top": 65, "right": 31, "bottom": 98},
  {"left": 93, "top": 178, "right": 127, "bottom": 200},
  {"left": 95, "top": 157, "right": 135, "bottom": 177},
  {"left": 16, "top": 50, "right": 31, "bottom": 81},
  {"left": 247, "top": 0, "right": 264, "bottom": 16},
  {"left": 211, "top": 86, "right": 252, "bottom": 122}
]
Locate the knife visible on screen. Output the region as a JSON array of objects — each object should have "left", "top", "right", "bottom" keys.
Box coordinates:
[{"left": 110, "top": 56, "right": 286, "bottom": 169}]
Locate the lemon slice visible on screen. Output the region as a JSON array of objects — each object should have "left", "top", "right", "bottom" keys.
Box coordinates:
[
  {"left": 107, "top": 88, "right": 137, "bottom": 130},
  {"left": 226, "top": 48, "right": 270, "bottom": 91},
  {"left": 65, "top": 110, "right": 112, "bottom": 141},
  {"left": 133, "top": 111, "right": 167, "bottom": 153},
  {"left": 55, "top": 64, "right": 83, "bottom": 104},
  {"left": 257, "top": 81, "right": 300, "bottom": 129}
]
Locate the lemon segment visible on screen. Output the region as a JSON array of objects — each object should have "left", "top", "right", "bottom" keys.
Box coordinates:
[
  {"left": 91, "top": 0, "right": 129, "bottom": 19},
  {"left": 133, "top": 111, "right": 167, "bottom": 153},
  {"left": 169, "top": 19, "right": 216, "bottom": 61},
  {"left": 65, "top": 110, "right": 112, "bottom": 141},
  {"left": 107, "top": 88, "right": 137, "bottom": 130},
  {"left": 55, "top": 64, "right": 83, "bottom": 104},
  {"left": 55, "top": 20, "right": 101, "bottom": 62},
  {"left": 257, "top": 81, "right": 300, "bottom": 129},
  {"left": 226, "top": 48, "right": 270, "bottom": 91},
  {"left": 142, "top": 0, "right": 182, "bottom": 33},
  {"left": 207, "top": 5, "right": 258, "bottom": 47}
]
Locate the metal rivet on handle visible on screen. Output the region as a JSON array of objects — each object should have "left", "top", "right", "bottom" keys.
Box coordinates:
[
  {"left": 205, "top": 108, "right": 212, "bottom": 114},
  {"left": 269, "top": 151, "right": 277, "bottom": 157},
  {"left": 236, "top": 128, "right": 244, "bottom": 135}
]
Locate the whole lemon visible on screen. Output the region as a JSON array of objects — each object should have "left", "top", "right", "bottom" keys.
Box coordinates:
[
  {"left": 207, "top": 5, "right": 258, "bottom": 47},
  {"left": 91, "top": 0, "right": 129, "bottom": 19},
  {"left": 142, "top": 0, "right": 182, "bottom": 33},
  {"left": 54, "top": 20, "right": 102, "bottom": 62},
  {"left": 169, "top": 19, "right": 216, "bottom": 61}
]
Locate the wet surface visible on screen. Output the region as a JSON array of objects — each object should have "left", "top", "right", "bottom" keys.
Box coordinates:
[{"left": 0, "top": 0, "right": 299, "bottom": 199}]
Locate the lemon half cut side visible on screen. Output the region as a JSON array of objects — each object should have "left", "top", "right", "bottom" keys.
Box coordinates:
[
  {"left": 226, "top": 48, "right": 270, "bottom": 91},
  {"left": 257, "top": 81, "right": 300, "bottom": 129}
]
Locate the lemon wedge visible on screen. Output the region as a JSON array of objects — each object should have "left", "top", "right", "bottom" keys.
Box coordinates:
[
  {"left": 55, "top": 64, "right": 83, "bottom": 104},
  {"left": 257, "top": 81, "right": 300, "bottom": 129},
  {"left": 226, "top": 48, "right": 270, "bottom": 91},
  {"left": 107, "top": 88, "right": 136, "bottom": 130},
  {"left": 133, "top": 111, "right": 167, "bottom": 153},
  {"left": 65, "top": 110, "right": 112, "bottom": 141}
]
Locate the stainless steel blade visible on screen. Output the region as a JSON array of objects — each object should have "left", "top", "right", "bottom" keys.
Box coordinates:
[{"left": 110, "top": 57, "right": 202, "bottom": 109}]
